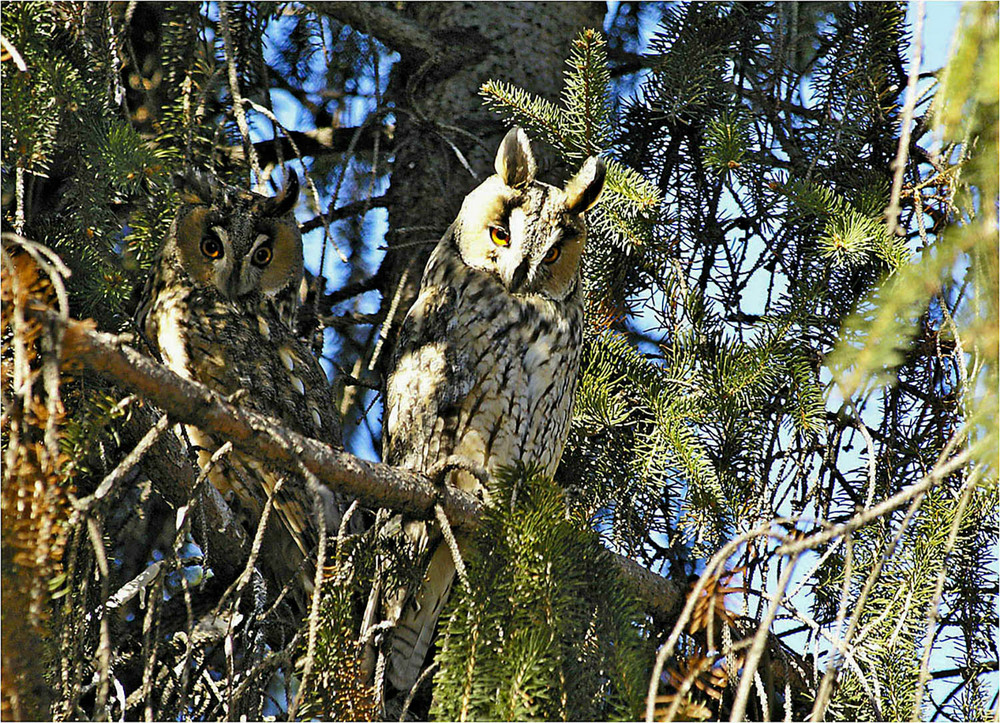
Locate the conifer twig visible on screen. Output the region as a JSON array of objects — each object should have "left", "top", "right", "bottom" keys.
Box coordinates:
[
  {"left": 910, "top": 476, "right": 979, "bottom": 721},
  {"left": 646, "top": 522, "right": 778, "bottom": 723},
  {"left": 400, "top": 661, "right": 438, "bottom": 722},
  {"left": 885, "top": 0, "right": 925, "bottom": 238},
  {"left": 435, "top": 503, "right": 469, "bottom": 588},
  {"left": 0, "top": 33, "right": 28, "bottom": 71},
  {"left": 288, "top": 458, "right": 331, "bottom": 720},
  {"left": 77, "top": 409, "right": 167, "bottom": 511},
  {"left": 84, "top": 512, "right": 113, "bottom": 720},
  {"left": 729, "top": 553, "right": 801, "bottom": 723},
  {"left": 218, "top": 2, "right": 262, "bottom": 189}
]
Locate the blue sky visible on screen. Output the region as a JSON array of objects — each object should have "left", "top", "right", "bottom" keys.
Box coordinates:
[{"left": 918, "top": 1, "right": 964, "bottom": 70}]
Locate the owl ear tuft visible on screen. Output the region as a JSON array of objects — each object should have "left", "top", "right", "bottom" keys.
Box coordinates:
[
  {"left": 263, "top": 170, "right": 300, "bottom": 217},
  {"left": 564, "top": 156, "right": 606, "bottom": 214},
  {"left": 494, "top": 127, "right": 536, "bottom": 189},
  {"left": 174, "top": 169, "right": 219, "bottom": 206}
]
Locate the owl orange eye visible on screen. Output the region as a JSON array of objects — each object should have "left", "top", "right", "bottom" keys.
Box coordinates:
[
  {"left": 200, "top": 236, "right": 224, "bottom": 260},
  {"left": 542, "top": 245, "right": 561, "bottom": 264},
  {"left": 490, "top": 225, "right": 510, "bottom": 247},
  {"left": 251, "top": 245, "right": 273, "bottom": 267}
]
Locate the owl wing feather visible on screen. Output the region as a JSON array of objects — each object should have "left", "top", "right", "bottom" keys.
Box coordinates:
[
  {"left": 385, "top": 259, "right": 479, "bottom": 472},
  {"left": 237, "top": 325, "right": 359, "bottom": 574},
  {"left": 378, "top": 240, "right": 490, "bottom": 693}
]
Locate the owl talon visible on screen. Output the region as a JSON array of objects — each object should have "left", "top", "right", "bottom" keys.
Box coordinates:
[
  {"left": 227, "top": 389, "right": 249, "bottom": 404},
  {"left": 426, "top": 457, "right": 489, "bottom": 488}
]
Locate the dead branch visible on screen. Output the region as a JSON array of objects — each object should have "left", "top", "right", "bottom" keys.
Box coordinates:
[{"left": 224, "top": 126, "right": 395, "bottom": 167}]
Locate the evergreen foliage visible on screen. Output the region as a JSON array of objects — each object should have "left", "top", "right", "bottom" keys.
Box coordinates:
[
  {"left": 431, "top": 465, "right": 649, "bottom": 722},
  {"left": 483, "top": 5, "right": 996, "bottom": 720},
  {"left": 483, "top": 28, "right": 662, "bottom": 316},
  {"left": 296, "top": 548, "right": 379, "bottom": 721},
  {"left": 1, "top": 2, "right": 175, "bottom": 322}
]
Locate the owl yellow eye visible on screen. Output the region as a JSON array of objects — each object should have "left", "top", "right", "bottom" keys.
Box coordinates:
[
  {"left": 490, "top": 225, "right": 510, "bottom": 247},
  {"left": 200, "top": 236, "right": 224, "bottom": 260},
  {"left": 251, "top": 245, "right": 273, "bottom": 267},
  {"left": 542, "top": 245, "right": 561, "bottom": 264}
]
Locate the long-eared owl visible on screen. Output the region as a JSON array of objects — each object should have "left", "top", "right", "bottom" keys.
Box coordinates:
[
  {"left": 373, "top": 128, "right": 606, "bottom": 694},
  {"left": 136, "top": 169, "right": 354, "bottom": 604}
]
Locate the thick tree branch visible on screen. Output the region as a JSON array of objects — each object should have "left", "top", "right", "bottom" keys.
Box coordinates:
[
  {"left": 50, "top": 310, "right": 819, "bottom": 704},
  {"left": 311, "top": 2, "right": 440, "bottom": 64},
  {"left": 311, "top": 2, "right": 487, "bottom": 75},
  {"left": 54, "top": 312, "right": 684, "bottom": 621},
  {"left": 60, "top": 319, "right": 480, "bottom": 527}
]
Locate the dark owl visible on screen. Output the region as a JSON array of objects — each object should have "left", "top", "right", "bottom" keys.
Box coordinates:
[{"left": 136, "top": 170, "right": 355, "bottom": 604}]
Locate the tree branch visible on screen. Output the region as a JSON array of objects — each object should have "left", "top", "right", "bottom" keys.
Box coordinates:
[
  {"left": 51, "top": 310, "right": 820, "bottom": 704},
  {"left": 60, "top": 318, "right": 479, "bottom": 527},
  {"left": 118, "top": 404, "right": 251, "bottom": 585},
  {"left": 310, "top": 2, "right": 440, "bottom": 64},
  {"left": 54, "top": 312, "right": 684, "bottom": 621},
  {"left": 300, "top": 193, "right": 389, "bottom": 233},
  {"left": 224, "top": 125, "right": 395, "bottom": 166},
  {"left": 310, "top": 2, "right": 487, "bottom": 75},
  {"left": 605, "top": 46, "right": 659, "bottom": 78}
]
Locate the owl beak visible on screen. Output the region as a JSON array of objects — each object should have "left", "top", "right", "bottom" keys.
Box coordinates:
[
  {"left": 225, "top": 272, "right": 241, "bottom": 300},
  {"left": 504, "top": 258, "right": 531, "bottom": 293}
]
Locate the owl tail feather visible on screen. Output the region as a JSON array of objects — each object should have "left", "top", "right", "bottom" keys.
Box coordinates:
[{"left": 386, "top": 539, "right": 458, "bottom": 693}]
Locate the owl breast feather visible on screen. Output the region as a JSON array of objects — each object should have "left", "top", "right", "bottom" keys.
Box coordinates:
[{"left": 385, "top": 252, "right": 583, "bottom": 487}]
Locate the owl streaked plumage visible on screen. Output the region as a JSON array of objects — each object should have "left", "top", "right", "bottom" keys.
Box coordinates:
[
  {"left": 136, "top": 169, "right": 354, "bottom": 605},
  {"left": 371, "top": 128, "right": 606, "bottom": 695}
]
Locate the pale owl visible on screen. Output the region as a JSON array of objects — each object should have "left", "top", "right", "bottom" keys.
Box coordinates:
[
  {"left": 372, "top": 127, "right": 606, "bottom": 696},
  {"left": 136, "top": 169, "right": 355, "bottom": 608}
]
